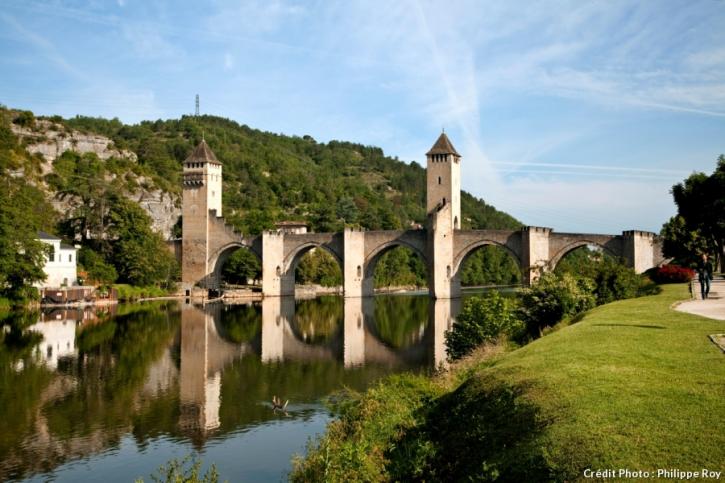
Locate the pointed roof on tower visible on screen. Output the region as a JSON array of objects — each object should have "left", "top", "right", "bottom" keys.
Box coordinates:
[
  {"left": 426, "top": 132, "right": 460, "bottom": 157},
  {"left": 184, "top": 139, "right": 222, "bottom": 165}
]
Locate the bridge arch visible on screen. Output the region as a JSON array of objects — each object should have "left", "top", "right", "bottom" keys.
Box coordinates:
[
  {"left": 282, "top": 242, "right": 344, "bottom": 276},
  {"left": 548, "top": 240, "right": 620, "bottom": 271},
  {"left": 208, "top": 242, "right": 262, "bottom": 290},
  {"left": 363, "top": 239, "right": 429, "bottom": 280},
  {"left": 452, "top": 240, "right": 522, "bottom": 277}
]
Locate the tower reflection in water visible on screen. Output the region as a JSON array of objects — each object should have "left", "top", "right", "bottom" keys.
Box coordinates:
[{"left": 177, "top": 296, "right": 459, "bottom": 437}]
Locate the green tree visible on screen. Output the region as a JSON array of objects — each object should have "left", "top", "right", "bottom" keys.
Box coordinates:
[
  {"left": 518, "top": 272, "right": 596, "bottom": 337},
  {"left": 295, "top": 249, "right": 342, "bottom": 287},
  {"left": 48, "top": 151, "right": 118, "bottom": 251},
  {"left": 459, "top": 246, "right": 521, "bottom": 286},
  {"left": 0, "top": 183, "right": 51, "bottom": 301},
  {"left": 661, "top": 215, "right": 711, "bottom": 267},
  {"left": 221, "top": 248, "right": 261, "bottom": 285},
  {"left": 107, "top": 196, "right": 178, "bottom": 287},
  {"left": 669, "top": 156, "right": 725, "bottom": 271},
  {"left": 0, "top": 116, "right": 57, "bottom": 302},
  {"left": 78, "top": 246, "right": 118, "bottom": 284},
  {"left": 445, "top": 292, "right": 523, "bottom": 360}
]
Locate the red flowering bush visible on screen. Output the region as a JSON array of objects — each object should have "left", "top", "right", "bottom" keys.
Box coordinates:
[{"left": 650, "top": 264, "right": 695, "bottom": 283}]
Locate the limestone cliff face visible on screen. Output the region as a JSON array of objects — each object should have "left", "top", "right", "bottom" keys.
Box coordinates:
[{"left": 12, "top": 121, "right": 181, "bottom": 239}]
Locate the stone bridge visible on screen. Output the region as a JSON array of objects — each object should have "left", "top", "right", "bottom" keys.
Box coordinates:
[{"left": 177, "top": 136, "right": 665, "bottom": 299}]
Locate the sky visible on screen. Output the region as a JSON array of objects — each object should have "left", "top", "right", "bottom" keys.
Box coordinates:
[{"left": 1, "top": 0, "right": 724, "bottom": 234}]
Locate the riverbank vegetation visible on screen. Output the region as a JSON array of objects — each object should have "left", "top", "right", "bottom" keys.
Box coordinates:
[{"left": 291, "top": 283, "right": 725, "bottom": 481}]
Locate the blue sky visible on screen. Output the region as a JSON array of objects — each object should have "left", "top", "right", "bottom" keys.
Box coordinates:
[{"left": 2, "top": 0, "right": 724, "bottom": 233}]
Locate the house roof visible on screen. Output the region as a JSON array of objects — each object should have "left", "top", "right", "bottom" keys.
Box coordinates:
[
  {"left": 38, "top": 230, "right": 61, "bottom": 241},
  {"left": 184, "top": 139, "right": 222, "bottom": 165},
  {"left": 60, "top": 243, "right": 77, "bottom": 250},
  {"left": 426, "top": 132, "right": 460, "bottom": 157}
]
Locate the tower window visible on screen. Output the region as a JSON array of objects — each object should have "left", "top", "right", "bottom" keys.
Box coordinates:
[{"left": 438, "top": 176, "right": 442, "bottom": 185}]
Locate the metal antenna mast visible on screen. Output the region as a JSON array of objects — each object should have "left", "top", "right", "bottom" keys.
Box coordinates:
[{"left": 195, "top": 94, "right": 200, "bottom": 116}]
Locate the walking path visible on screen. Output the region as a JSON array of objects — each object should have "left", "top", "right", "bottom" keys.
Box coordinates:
[{"left": 675, "top": 279, "right": 725, "bottom": 321}]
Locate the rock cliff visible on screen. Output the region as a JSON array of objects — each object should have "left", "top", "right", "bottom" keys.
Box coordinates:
[{"left": 11, "top": 121, "right": 180, "bottom": 239}]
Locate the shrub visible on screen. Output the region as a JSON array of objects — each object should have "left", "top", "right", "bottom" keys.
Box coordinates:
[
  {"left": 649, "top": 264, "right": 695, "bottom": 284},
  {"left": 135, "top": 455, "right": 219, "bottom": 483},
  {"left": 519, "top": 272, "right": 596, "bottom": 337},
  {"left": 589, "top": 258, "right": 642, "bottom": 304},
  {"left": 445, "top": 292, "right": 523, "bottom": 361},
  {"left": 291, "top": 374, "right": 441, "bottom": 482},
  {"left": 114, "top": 284, "right": 169, "bottom": 301},
  {"left": 12, "top": 110, "right": 35, "bottom": 128}
]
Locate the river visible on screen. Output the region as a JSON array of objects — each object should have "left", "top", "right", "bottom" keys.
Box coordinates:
[{"left": 0, "top": 294, "right": 473, "bottom": 482}]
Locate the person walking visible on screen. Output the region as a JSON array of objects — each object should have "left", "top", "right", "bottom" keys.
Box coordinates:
[{"left": 697, "top": 253, "right": 714, "bottom": 299}]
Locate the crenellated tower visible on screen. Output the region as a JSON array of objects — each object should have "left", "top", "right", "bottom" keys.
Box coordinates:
[
  {"left": 426, "top": 132, "right": 461, "bottom": 229},
  {"left": 182, "top": 139, "right": 223, "bottom": 291}
]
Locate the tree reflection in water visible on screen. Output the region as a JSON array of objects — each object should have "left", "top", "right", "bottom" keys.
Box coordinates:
[{"left": 0, "top": 295, "right": 456, "bottom": 482}]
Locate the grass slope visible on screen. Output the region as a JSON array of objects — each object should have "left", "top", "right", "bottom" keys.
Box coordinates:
[
  {"left": 293, "top": 284, "right": 725, "bottom": 481},
  {"left": 489, "top": 283, "right": 725, "bottom": 474}
]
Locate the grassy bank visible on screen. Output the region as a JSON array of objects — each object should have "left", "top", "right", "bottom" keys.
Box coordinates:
[
  {"left": 113, "top": 284, "right": 171, "bottom": 301},
  {"left": 292, "top": 284, "right": 725, "bottom": 481}
]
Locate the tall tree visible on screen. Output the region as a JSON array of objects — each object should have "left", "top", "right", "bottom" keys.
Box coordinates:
[
  {"left": 669, "top": 156, "right": 725, "bottom": 271},
  {"left": 106, "top": 195, "right": 178, "bottom": 287},
  {"left": 0, "top": 117, "right": 56, "bottom": 302}
]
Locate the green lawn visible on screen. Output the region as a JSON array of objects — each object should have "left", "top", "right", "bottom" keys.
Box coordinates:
[
  {"left": 292, "top": 284, "right": 725, "bottom": 481},
  {"left": 487, "top": 283, "right": 725, "bottom": 476}
]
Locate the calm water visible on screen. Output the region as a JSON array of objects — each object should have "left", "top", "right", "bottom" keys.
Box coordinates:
[{"left": 0, "top": 295, "right": 464, "bottom": 482}]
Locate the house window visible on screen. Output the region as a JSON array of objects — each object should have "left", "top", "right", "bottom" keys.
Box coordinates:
[
  {"left": 49, "top": 247, "right": 55, "bottom": 262},
  {"left": 69, "top": 254, "right": 73, "bottom": 262}
]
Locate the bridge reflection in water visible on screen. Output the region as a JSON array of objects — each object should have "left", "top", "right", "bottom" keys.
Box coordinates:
[
  {"left": 1, "top": 296, "right": 461, "bottom": 481},
  {"left": 177, "top": 296, "right": 459, "bottom": 435}
]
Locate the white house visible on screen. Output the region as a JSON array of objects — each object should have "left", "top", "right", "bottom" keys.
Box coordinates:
[{"left": 36, "top": 231, "right": 78, "bottom": 288}]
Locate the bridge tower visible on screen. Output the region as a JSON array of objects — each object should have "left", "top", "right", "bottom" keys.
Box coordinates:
[
  {"left": 427, "top": 133, "right": 461, "bottom": 298},
  {"left": 181, "top": 140, "right": 223, "bottom": 292},
  {"left": 426, "top": 131, "right": 461, "bottom": 229}
]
